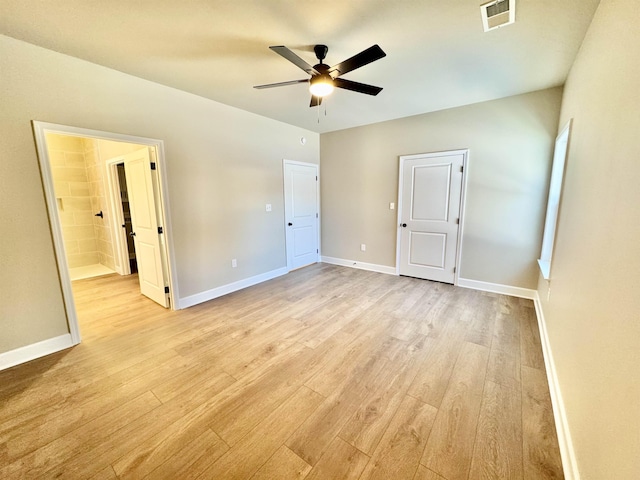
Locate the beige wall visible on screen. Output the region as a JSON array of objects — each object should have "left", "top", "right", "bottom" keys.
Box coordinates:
[
  {"left": 0, "top": 34, "right": 319, "bottom": 353},
  {"left": 320, "top": 88, "right": 563, "bottom": 289},
  {"left": 537, "top": 0, "right": 640, "bottom": 478}
]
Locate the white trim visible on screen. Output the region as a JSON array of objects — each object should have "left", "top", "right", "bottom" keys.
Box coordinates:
[
  {"left": 538, "top": 119, "right": 572, "bottom": 280},
  {"left": 105, "top": 160, "right": 130, "bottom": 275},
  {"left": 32, "top": 123, "right": 82, "bottom": 345},
  {"left": 537, "top": 259, "right": 551, "bottom": 281},
  {"left": 456, "top": 277, "right": 537, "bottom": 299},
  {"left": 151, "top": 142, "right": 180, "bottom": 303},
  {"left": 321, "top": 256, "right": 397, "bottom": 275},
  {"left": 533, "top": 293, "right": 580, "bottom": 480},
  {"left": 0, "top": 334, "right": 74, "bottom": 371},
  {"left": 178, "top": 267, "right": 289, "bottom": 309},
  {"left": 396, "top": 149, "right": 469, "bottom": 284},
  {"left": 283, "top": 159, "right": 321, "bottom": 272}
]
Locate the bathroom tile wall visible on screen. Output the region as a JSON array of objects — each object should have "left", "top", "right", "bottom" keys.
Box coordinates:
[
  {"left": 47, "top": 134, "right": 99, "bottom": 268},
  {"left": 83, "top": 138, "right": 116, "bottom": 270}
]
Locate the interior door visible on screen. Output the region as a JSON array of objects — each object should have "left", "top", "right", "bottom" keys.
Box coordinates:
[
  {"left": 398, "top": 151, "right": 465, "bottom": 283},
  {"left": 284, "top": 161, "right": 319, "bottom": 270},
  {"left": 122, "top": 148, "right": 169, "bottom": 307}
]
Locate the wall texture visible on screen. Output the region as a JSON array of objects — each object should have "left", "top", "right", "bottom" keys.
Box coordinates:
[
  {"left": 320, "top": 88, "right": 563, "bottom": 289},
  {"left": 0, "top": 34, "right": 318, "bottom": 354},
  {"left": 537, "top": 0, "right": 640, "bottom": 478}
]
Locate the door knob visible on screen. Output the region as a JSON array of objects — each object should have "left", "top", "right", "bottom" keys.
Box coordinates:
[
  {"left": 401, "top": 223, "right": 407, "bottom": 228},
  {"left": 288, "top": 222, "right": 293, "bottom": 226}
]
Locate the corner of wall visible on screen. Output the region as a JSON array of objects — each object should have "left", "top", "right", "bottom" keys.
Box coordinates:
[{"left": 532, "top": 289, "right": 580, "bottom": 480}]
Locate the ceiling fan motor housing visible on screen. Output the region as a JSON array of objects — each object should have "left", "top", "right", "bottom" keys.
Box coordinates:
[{"left": 314, "top": 44, "right": 329, "bottom": 62}]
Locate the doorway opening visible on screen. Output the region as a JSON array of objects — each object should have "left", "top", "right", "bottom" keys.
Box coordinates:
[{"left": 32, "top": 121, "right": 177, "bottom": 345}]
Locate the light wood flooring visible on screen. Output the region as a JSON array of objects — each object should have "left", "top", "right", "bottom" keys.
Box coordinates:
[{"left": 0, "top": 263, "right": 563, "bottom": 479}]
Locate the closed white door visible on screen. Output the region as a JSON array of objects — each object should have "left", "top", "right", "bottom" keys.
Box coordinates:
[
  {"left": 123, "top": 148, "right": 169, "bottom": 307},
  {"left": 284, "top": 161, "right": 319, "bottom": 270},
  {"left": 398, "top": 151, "right": 465, "bottom": 284}
]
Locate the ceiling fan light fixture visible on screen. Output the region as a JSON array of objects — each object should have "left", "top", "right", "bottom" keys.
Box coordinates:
[{"left": 309, "top": 74, "right": 334, "bottom": 97}]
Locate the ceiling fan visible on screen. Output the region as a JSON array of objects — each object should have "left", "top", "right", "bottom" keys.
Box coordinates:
[{"left": 254, "top": 44, "right": 386, "bottom": 107}]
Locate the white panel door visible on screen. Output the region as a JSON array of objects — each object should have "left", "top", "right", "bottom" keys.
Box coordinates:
[
  {"left": 123, "top": 148, "right": 169, "bottom": 307},
  {"left": 284, "top": 161, "right": 319, "bottom": 270},
  {"left": 399, "top": 152, "right": 465, "bottom": 283}
]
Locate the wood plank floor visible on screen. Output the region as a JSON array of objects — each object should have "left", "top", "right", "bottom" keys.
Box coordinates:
[{"left": 0, "top": 264, "right": 564, "bottom": 479}]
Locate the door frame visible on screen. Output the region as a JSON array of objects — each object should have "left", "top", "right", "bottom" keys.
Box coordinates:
[
  {"left": 283, "top": 159, "right": 320, "bottom": 272},
  {"left": 105, "top": 160, "right": 132, "bottom": 276},
  {"left": 32, "top": 121, "right": 178, "bottom": 345},
  {"left": 395, "top": 149, "right": 470, "bottom": 285}
]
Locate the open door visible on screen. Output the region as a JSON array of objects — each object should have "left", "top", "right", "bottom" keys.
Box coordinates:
[{"left": 122, "top": 148, "right": 169, "bottom": 307}]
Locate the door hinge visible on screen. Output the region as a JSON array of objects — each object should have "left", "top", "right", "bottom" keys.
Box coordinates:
[
  {"left": 456, "top": 218, "right": 460, "bottom": 224},
  {"left": 316, "top": 176, "right": 318, "bottom": 181},
  {"left": 460, "top": 165, "right": 464, "bottom": 173},
  {"left": 164, "top": 286, "right": 170, "bottom": 294},
  {"left": 158, "top": 226, "right": 163, "bottom": 234},
  {"left": 150, "top": 162, "right": 157, "bottom": 170},
  {"left": 317, "top": 249, "right": 319, "bottom": 253},
  {"left": 453, "top": 267, "right": 456, "bottom": 273},
  {"left": 316, "top": 213, "right": 318, "bottom": 218}
]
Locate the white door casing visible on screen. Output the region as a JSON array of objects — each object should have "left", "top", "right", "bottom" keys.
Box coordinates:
[
  {"left": 397, "top": 150, "right": 467, "bottom": 284},
  {"left": 284, "top": 160, "right": 319, "bottom": 271},
  {"left": 122, "top": 148, "right": 169, "bottom": 307}
]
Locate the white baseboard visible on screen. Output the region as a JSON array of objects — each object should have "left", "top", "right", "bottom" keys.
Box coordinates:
[
  {"left": 533, "top": 294, "right": 580, "bottom": 480},
  {"left": 178, "top": 267, "right": 289, "bottom": 309},
  {"left": 321, "top": 256, "right": 397, "bottom": 275},
  {"left": 456, "top": 277, "right": 537, "bottom": 299},
  {"left": 0, "top": 333, "right": 74, "bottom": 371}
]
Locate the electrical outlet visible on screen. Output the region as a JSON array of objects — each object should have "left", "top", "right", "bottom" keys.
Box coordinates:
[
  {"left": 360, "top": 244, "right": 366, "bottom": 252},
  {"left": 232, "top": 259, "right": 237, "bottom": 268},
  {"left": 265, "top": 204, "right": 272, "bottom": 212}
]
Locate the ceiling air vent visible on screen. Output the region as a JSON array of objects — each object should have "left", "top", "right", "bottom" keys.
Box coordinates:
[{"left": 481, "top": 0, "right": 516, "bottom": 32}]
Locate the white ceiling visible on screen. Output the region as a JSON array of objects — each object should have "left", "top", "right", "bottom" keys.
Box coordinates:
[{"left": 0, "top": 0, "right": 600, "bottom": 133}]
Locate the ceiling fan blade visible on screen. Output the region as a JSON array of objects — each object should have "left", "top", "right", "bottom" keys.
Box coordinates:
[
  {"left": 328, "top": 44, "right": 386, "bottom": 77},
  {"left": 254, "top": 79, "right": 309, "bottom": 89},
  {"left": 270, "top": 46, "right": 319, "bottom": 75},
  {"left": 333, "top": 78, "right": 383, "bottom": 96},
  {"left": 310, "top": 95, "right": 323, "bottom": 107}
]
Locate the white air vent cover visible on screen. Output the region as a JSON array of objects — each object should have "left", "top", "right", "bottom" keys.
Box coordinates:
[{"left": 481, "top": 0, "right": 516, "bottom": 32}]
